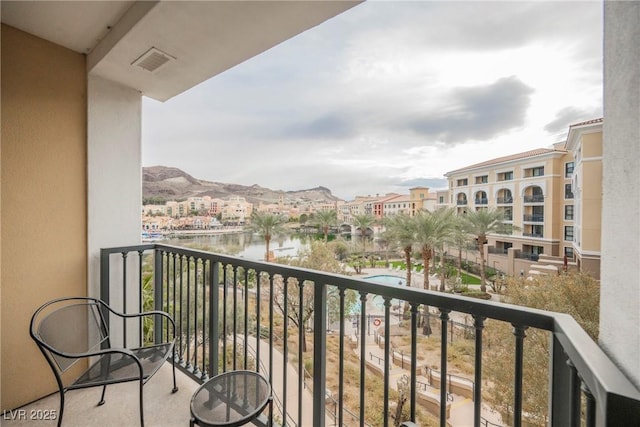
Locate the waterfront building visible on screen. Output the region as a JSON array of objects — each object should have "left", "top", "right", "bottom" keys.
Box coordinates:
[{"left": 443, "top": 119, "right": 602, "bottom": 278}]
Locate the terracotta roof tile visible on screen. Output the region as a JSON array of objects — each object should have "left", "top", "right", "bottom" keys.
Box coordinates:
[
  {"left": 445, "top": 147, "right": 566, "bottom": 175},
  {"left": 569, "top": 118, "right": 603, "bottom": 128}
]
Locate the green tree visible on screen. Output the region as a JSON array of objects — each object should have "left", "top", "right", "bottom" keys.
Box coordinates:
[
  {"left": 245, "top": 211, "right": 288, "bottom": 262},
  {"left": 461, "top": 208, "right": 515, "bottom": 292},
  {"left": 273, "top": 241, "right": 350, "bottom": 351},
  {"left": 352, "top": 213, "right": 376, "bottom": 252},
  {"left": 383, "top": 213, "right": 416, "bottom": 287},
  {"left": 485, "top": 273, "right": 599, "bottom": 425},
  {"left": 413, "top": 208, "right": 455, "bottom": 290},
  {"left": 447, "top": 215, "right": 471, "bottom": 281},
  {"left": 314, "top": 209, "right": 338, "bottom": 242}
]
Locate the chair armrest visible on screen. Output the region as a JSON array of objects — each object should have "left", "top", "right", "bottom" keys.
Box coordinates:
[{"left": 99, "top": 303, "right": 176, "bottom": 340}]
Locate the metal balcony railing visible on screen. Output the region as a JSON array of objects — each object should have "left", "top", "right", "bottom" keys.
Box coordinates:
[
  {"left": 101, "top": 244, "right": 640, "bottom": 427},
  {"left": 488, "top": 247, "right": 509, "bottom": 255},
  {"left": 496, "top": 197, "right": 513, "bottom": 204},
  {"left": 515, "top": 252, "right": 540, "bottom": 261},
  {"left": 456, "top": 200, "right": 468, "bottom": 205},
  {"left": 523, "top": 195, "right": 544, "bottom": 203},
  {"left": 522, "top": 232, "right": 544, "bottom": 238},
  {"left": 474, "top": 198, "right": 488, "bottom": 205},
  {"left": 522, "top": 215, "right": 544, "bottom": 222}
]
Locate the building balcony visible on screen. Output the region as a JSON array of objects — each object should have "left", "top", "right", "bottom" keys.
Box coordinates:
[
  {"left": 496, "top": 197, "right": 513, "bottom": 204},
  {"left": 523, "top": 214, "right": 544, "bottom": 222},
  {"left": 523, "top": 195, "right": 544, "bottom": 203},
  {"left": 456, "top": 200, "right": 468, "bottom": 206},
  {"left": 10, "top": 243, "right": 639, "bottom": 427},
  {"left": 474, "top": 198, "right": 488, "bottom": 205},
  {"left": 522, "top": 232, "right": 544, "bottom": 238},
  {"left": 488, "top": 247, "right": 509, "bottom": 255}
]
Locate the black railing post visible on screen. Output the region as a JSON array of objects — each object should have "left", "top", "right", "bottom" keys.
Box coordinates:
[
  {"left": 549, "top": 334, "right": 572, "bottom": 426},
  {"left": 154, "top": 248, "right": 164, "bottom": 345},
  {"left": 512, "top": 324, "right": 528, "bottom": 427},
  {"left": 209, "top": 261, "right": 219, "bottom": 378},
  {"left": 100, "top": 249, "right": 111, "bottom": 335},
  {"left": 313, "top": 282, "right": 327, "bottom": 427},
  {"left": 473, "top": 316, "right": 485, "bottom": 427}
]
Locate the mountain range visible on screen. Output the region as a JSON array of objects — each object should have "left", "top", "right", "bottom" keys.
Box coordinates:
[{"left": 143, "top": 166, "right": 343, "bottom": 205}]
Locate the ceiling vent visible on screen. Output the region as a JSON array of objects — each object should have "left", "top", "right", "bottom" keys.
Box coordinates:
[{"left": 131, "top": 47, "right": 175, "bottom": 73}]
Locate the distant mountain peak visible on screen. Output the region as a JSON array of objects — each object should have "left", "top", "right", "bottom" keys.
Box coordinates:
[{"left": 143, "top": 166, "right": 343, "bottom": 204}]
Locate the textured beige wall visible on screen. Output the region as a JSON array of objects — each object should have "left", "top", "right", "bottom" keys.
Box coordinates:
[{"left": 1, "top": 25, "right": 87, "bottom": 409}]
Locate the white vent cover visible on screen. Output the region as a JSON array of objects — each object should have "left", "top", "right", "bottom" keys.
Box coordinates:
[{"left": 131, "top": 47, "right": 175, "bottom": 73}]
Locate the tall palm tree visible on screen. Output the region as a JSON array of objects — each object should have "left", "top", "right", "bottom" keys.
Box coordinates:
[
  {"left": 448, "top": 216, "right": 471, "bottom": 281},
  {"left": 462, "top": 208, "right": 515, "bottom": 292},
  {"left": 314, "top": 209, "right": 338, "bottom": 242},
  {"left": 245, "top": 211, "right": 288, "bottom": 261},
  {"left": 352, "top": 213, "right": 375, "bottom": 253},
  {"left": 383, "top": 214, "right": 416, "bottom": 287},
  {"left": 413, "top": 208, "right": 455, "bottom": 291}
]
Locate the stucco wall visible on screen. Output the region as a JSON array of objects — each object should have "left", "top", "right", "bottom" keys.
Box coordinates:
[
  {"left": 1, "top": 25, "right": 87, "bottom": 409},
  {"left": 601, "top": 1, "right": 640, "bottom": 388}
]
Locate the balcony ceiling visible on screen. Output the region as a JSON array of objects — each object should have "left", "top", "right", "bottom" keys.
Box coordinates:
[{"left": 1, "top": 0, "right": 361, "bottom": 101}]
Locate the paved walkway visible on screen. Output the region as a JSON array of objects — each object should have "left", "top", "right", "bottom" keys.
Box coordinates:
[{"left": 355, "top": 266, "right": 504, "bottom": 427}]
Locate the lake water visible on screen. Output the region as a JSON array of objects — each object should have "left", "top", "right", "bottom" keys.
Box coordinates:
[{"left": 163, "top": 232, "right": 310, "bottom": 261}]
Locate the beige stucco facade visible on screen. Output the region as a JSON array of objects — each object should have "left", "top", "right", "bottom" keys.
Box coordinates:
[
  {"left": 1, "top": 25, "right": 88, "bottom": 408},
  {"left": 444, "top": 123, "right": 602, "bottom": 279}
]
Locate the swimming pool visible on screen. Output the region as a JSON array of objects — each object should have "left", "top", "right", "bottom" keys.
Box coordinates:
[
  {"left": 363, "top": 275, "right": 405, "bottom": 310},
  {"left": 363, "top": 274, "right": 406, "bottom": 286}
]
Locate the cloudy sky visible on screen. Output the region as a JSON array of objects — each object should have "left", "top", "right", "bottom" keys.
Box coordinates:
[{"left": 142, "top": 1, "right": 603, "bottom": 200}]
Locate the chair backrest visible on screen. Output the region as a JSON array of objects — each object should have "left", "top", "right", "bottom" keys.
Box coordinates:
[{"left": 31, "top": 298, "right": 109, "bottom": 373}]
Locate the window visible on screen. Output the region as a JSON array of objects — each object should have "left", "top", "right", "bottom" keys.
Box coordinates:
[
  {"left": 439, "top": 196, "right": 444, "bottom": 203},
  {"left": 564, "top": 226, "right": 574, "bottom": 241},
  {"left": 564, "top": 247, "right": 574, "bottom": 259},
  {"left": 497, "top": 171, "right": 513, "bottom": 181},
  {"left": 475, "top": 175, "right": 488, "bottom": 184},
  {"left": 565, "top": 205, "right": 574, "bottom": 220},
  {"left": 457, "top": 178, "right": 468, "bottom": 187},
  {"left": 565, "top": 183, "right": 574, "bottom": 199},
  {"left": 525, "top": 166, "right": 545, "bottom": 177},
  {"left": 565, "top": 162, "right": 574, "bottom": 177}
]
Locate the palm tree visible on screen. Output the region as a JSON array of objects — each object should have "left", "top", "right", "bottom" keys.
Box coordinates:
[
  {"left": 314, "top": 209, "right": 338, "bottom": 242},
  {"left": 413, "top": 208, "right": 455, "bottom": 291},
  {"left": 448, "top": 216, "right": 471, "bottom": 282},
  {"left": 462, "top": 208, "right": 515, "bottom": 292},
  {"left": 245, "top": 211, "right": 288, "bottom": 261},
  {"left": 352, "top": 213, "right": 375, "bottom": 253},
  {"left": 383, "top": 214, "right": 416, "bottom": 287}
]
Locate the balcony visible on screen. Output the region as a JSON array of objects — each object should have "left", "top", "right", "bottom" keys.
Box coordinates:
[
  {"left": 474, "top": 198, "right": 488, "bottom": 205},
  {"left": 456, "top": 200, "right": 468, "bottom": 206},
  {"left": 488, "top": 247, "right": 509, "bottom": 255},
  {"left": 523, "top": 214, "right": 544, "bottom": 222},
  {"left": 523, "top": 195, "right": 544, "bottom": 203},
  {"left": 515, "top": 252, "right": 540, "bottom": 262},
  {"left": 523, "top": 232, "right": 544, "bottom": 238},
  {"left": 496, "top": 197, "right": 513, "bottom": 204},
  {"left": 12, "top": 243, "right": 638, "bottom": 427}
]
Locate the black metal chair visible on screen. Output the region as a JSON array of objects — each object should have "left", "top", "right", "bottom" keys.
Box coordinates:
[{"left": 30, "top": 296, "right": 179, "bottom": 427}]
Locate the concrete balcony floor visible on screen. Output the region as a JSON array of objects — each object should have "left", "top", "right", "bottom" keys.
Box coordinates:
[{"left": 3, "top": 363, "right": 199, "bottom": 427}]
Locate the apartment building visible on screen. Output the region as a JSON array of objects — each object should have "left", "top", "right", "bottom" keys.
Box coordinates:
[{"left": 443, "top": 120, "right": 602, "bottom": 278}]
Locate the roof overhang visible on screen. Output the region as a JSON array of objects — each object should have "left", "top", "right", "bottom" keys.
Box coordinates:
[{"left": 1, "top": 0, "right": 362, "bottom": 101}]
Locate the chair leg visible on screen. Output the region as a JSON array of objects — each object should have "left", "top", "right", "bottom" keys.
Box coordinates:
[
  {"left": 171, "top": 354, "right": 179, "bottom": 393},
  {"left": 57, "top": 390, "right": 64, "bottom": 427},
  {"left": 139, "top": 379, "right": 145, "bottom": 427},
  {"left": 98, "top": 385, "right": 107, "bottom": 406}
]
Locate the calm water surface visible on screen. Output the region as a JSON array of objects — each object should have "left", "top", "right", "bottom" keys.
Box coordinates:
[{"left": 163, "top": 232, "right": 310, "bottom": 261}]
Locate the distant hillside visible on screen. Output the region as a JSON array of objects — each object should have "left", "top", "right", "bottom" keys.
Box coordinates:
[{"left": 143, "top": 166, "right": 343, "bottom": 205}]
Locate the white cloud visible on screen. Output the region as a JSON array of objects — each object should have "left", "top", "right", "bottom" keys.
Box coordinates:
[{"left": 143, "top": 1, "right": 603, "bottom": 200}]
